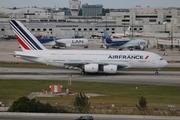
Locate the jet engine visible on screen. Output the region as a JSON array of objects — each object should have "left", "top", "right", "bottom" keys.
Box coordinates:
[
  {"left": 103, "top": 45, "right": 109, "bottom": 49},
  {"left": 103, "top": 65, "right": 117, "bottom": 74},
  {"left": 84, "top": 64, "right": 99, "bottom": 73},
  {"left": 65, "top": 44, "right": 72, "bottom": 47},
  {"left": 139, "top": 45, "right": 145, "bottom": 50},
  {"left": 135, "top": 45, "right": 145, "bottom": 50}
]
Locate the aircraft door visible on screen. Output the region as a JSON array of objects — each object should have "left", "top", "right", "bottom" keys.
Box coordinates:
[
  {"left": 77, "top": 52, "right": 81, "bottom": 59},
  {"left": 58, "top": 53, "right": 61, "bottom": 58},
  {"left": 129, "top": 59, "right": 133, "bottom": 65}
]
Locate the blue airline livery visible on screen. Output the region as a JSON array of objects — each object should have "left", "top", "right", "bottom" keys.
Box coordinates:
[{"left": 103, "top": 29, "right": 147, "bottom": 50}]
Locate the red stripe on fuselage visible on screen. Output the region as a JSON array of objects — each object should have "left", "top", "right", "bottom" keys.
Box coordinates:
[
  {"left": 145, "top": 55, "right": 149, "bottom": 59},
  {"left": 16, "top": 35, "right": 30, "bottom": 50}
]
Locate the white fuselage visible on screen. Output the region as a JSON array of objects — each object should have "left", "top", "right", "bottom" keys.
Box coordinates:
[
  {"left": 16, "top": 50, "right": 167, "bottom": 69},
  {"left": 42, "top": 38, "right": 90, "bottom": 46},
  {"left": 57, "top": 38, "right": 90, "bottom": 46},
  {"left": 105, "top": 40, "right": 147, "bottom": 49}
]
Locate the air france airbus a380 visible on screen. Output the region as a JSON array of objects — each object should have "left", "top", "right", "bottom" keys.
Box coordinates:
[{"left": 9, "top": 20, "right": 168, "bottom": 75}]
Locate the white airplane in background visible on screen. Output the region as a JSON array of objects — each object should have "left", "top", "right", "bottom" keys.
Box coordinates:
[
  {"left": 111, "top": 26, "right": 143, "bottom": 38},
  {"left": 104, "top": 29, "right": 147, "bottom": 50},
  {"left": 9, "top": 20, "right": 168, "bottom": 75},
  {"left": 111, "top": 26, "right": 131, "bottom": 38},
  {"left": 126, "top": 27, "right": 143, "bottom": 37},
  {"left": 38, "top": 38, "right": 90, "bottom": 49}
]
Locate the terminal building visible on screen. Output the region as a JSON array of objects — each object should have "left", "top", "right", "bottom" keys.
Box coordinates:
[
  {"left": 82, "top": 4, "right": 103, "bottom": 16},
  {"left": 0, "top": 1, "right": 180, "bottom": 48},
  {"left": 69, "top": 0, "right": 81, "bottom": 16}
]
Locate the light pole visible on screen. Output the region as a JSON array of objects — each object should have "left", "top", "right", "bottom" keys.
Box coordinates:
[
  {"left": 105, "top": 16, "right": 107, "bottom": 30},
  {"left": 132, "top": 17, "right": 133, "bottom": 39},
  {"left": 171, "top": 20, "right": 173, "bottom": 50},
  {"left": 123, "top": 16, "right": 125, "bottom": 37}
]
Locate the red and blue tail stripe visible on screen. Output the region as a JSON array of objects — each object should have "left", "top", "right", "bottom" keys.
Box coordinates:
[{"left": 9, "top": 20, "right": 46, "bottom": 51}]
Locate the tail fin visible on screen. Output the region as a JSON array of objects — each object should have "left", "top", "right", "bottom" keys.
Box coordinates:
[
  {"left": 103, "top": 29, "right": 113, "bottom": 43},
  {"left": 125, "top": 26, "right": 131, "bottom": 35},
  {"left": 9, "top": 20, "right": 47, "bottom": 52}
]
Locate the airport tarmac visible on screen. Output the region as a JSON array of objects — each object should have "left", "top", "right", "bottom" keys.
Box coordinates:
[
  {"left": 0, "top": 39, "right": 180, "bottom": 86},
  {"left": 0, "top": 39, "right": 180, "bottom": 63}
]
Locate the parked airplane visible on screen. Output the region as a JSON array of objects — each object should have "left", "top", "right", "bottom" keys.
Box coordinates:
[
  {"left": 9, "top": 20, "right": 168, "bottom": 75},
  {"left": 126, "top": 27, "right": 143, "bottom": 37},
  {"left": 111, "top": 26, "right": 131, "bottom": 38},
  {"left": 111, "top": 26, "right": 143, "bottom": 38},
  {"left": 38, "top": 38, "right": 90, "bottom": 49},
  {"left": 103, "top": 29, "right": 147, "bottom": 50}
]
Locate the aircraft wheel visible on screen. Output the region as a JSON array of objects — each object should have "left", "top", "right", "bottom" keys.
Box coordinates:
[
  {"left": 81, "top": 71, "right": 85, "bottom": 75},
  {"left": 155, "top": 71, "right": 159, "bottom": 75},
  {"left": 84, "top": 46, "right": 88, "bottom": 48}
]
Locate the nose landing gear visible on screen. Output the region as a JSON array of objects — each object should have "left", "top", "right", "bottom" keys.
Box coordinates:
[{"left": 155, "top": 69, "right": 159, "bottom": 75}]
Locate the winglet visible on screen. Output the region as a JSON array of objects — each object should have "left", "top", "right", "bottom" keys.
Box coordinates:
[{"left": 9, "top": 20, "right": 47, "bottom": 52}]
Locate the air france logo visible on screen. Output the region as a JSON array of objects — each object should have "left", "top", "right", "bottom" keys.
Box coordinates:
[
  {"left": 72, "top": 40, "right": 84, "bottom": 43},
  {"left": 108, "top": 55, "right": 149, "bottom": 59}
]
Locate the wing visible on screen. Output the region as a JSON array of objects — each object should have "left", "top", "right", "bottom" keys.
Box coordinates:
[
  {"left": 54, "top": 40, "right": 66, "bottom": 47},
  {"left": 63, "top": 60, "right": 127, "bottom": 69}
]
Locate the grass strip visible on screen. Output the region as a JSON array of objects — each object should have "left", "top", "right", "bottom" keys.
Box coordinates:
[{"left": 0, "top": 80, "right": 180, "bottom": 108}]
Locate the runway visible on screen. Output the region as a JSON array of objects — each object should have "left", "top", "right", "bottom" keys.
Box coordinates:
[{"left": 0, "top": 67, "right": 180, "bottom": 86}]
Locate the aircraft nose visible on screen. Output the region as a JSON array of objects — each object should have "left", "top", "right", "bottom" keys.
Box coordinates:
[{"left": 163, "top": 60, "right": 168, "bottom": 67}]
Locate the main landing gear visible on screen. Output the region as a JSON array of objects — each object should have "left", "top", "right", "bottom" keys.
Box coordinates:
[
  {"left": 155, "top": 69, "right": 159, "bottom": 75},
  {"left": 81, "top": 70, "right": 86, "bottom": 75}
]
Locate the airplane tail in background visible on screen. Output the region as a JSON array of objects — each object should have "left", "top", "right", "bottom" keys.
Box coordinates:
[
  {"left": 103, "top": 29, "right": 113, "bottom": 43},
  {"left": 9, "top": 20, "right": 47, "bottom": 52},
  {"left": 125, "top": 26, "right": 131, "bottom": 35}
]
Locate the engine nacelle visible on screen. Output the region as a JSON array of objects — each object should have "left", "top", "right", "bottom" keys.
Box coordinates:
[
  {"left": 103, "top": 65, "right": 117, "bottom": 74},
  {"left": 139, "top": 45, "right": 145, "bottom": 50},
  {"left": 84, "top": 64, "right": 99, "bottom": 73},
  {"left": 65, "top": 44, "right": 71, "bottom": 47},
  {"left": 135, "top": 45, "right": 145, "bottom": 50},
  {"left": 103, "top": 45, "right": 109, "bottom": 49}
]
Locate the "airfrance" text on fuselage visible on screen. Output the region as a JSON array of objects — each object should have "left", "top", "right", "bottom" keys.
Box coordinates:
[{"left": 108, "top": 55, "right": 144, "bottom": 59}]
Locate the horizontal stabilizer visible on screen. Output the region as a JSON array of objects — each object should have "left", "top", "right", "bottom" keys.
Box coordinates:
[{"left": 14, "top": 51, "right": 38, "bottom": 58}]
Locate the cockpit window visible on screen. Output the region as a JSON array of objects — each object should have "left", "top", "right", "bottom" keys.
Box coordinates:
[{"left": 160, "top": 58, "right": 164, "bottom": 60}]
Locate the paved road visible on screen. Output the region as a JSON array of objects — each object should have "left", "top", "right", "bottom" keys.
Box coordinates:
[{"left": 0, "top": 113, "right": 179, "bottom": 120}]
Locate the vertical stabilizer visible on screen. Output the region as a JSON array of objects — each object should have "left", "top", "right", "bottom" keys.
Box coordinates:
[
  {"left": 125, "top": 26, "right": 131, "bottom": 35},
  {"left": 9, "top": 20, "right": 47, "bottom": 52},
  {"left": 103, "top": 29, "right": 113, "bottom": 43}
]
